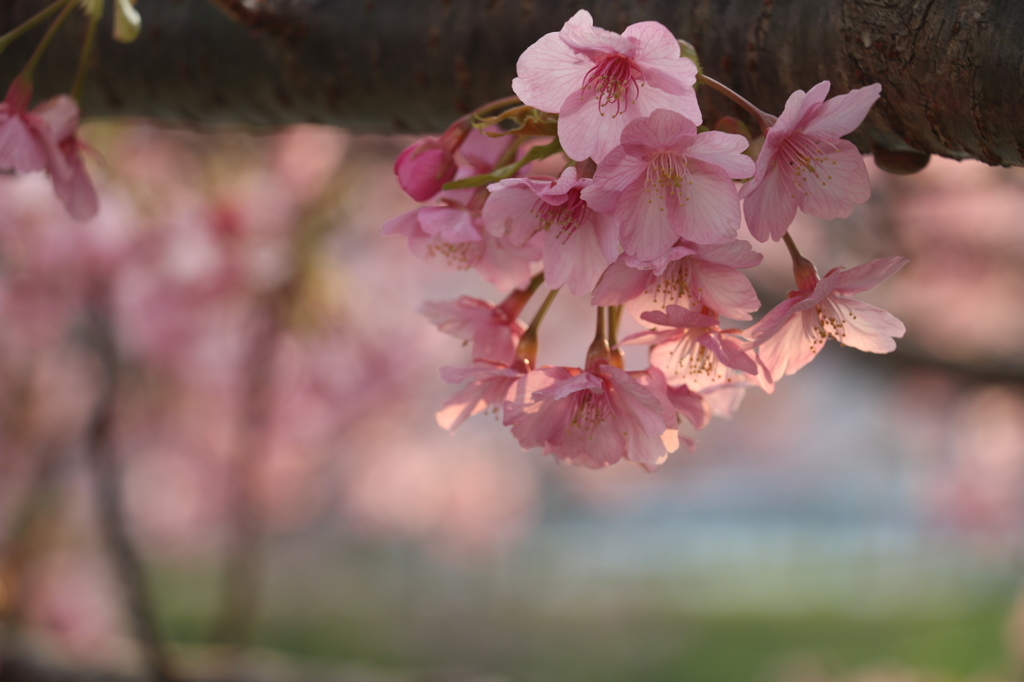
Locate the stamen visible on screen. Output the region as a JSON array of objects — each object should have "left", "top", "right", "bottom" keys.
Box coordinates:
[
  {"left": 531, "top": 189, "right": 590, "bottom": 244},
  {"left": 644, "top": 153, "right": 692, "bottom": 211},
  {"left": 581, "top": 54, "right": 645, "bottom": 117},
  {"left": 777, "top": 134, "right": 841, "bottom": 197}
]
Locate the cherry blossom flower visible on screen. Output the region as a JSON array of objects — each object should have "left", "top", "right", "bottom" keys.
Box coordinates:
[
  {"left": 745, "top": 254, "right": 908, "bottom": 379},
  {"left": 504, "top": 360, "right": 680, "bottom": 470},
  {"left": 592, "top": 238, "right": 762, "bottom": 321},
  {"left": 512, "top": 10, "right": 699, "bottom": 163},
  {"left": 34, "top": 96, "right": 98, "bottom": 221},
  {"left": 436, "top": 360, "right": 526, "bottom": 431},
  {"left": 484, "top": 166, "right": 618, "bottom": 295},
  {"left": 582, "top": 109, "right": 755, "bottom": 262},
  {"left": 621, "top": 305, "right": 772, "bottom": 394},
  {"left": 419, "top": 294, "right": 528, "bottom": 364},
  {"left": 0, "top": 79, "right": 54, "bottom": 174},
  {"left": 382, "top": 189, "right": 541, "bottom": 292},
  {"left": 740, "top": 81, "right": 882, "bottom": 242}
]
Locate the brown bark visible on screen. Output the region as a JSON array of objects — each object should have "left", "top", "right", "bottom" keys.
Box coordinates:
[{"left": 0, "top": 1, "right": 1022, "bottom": 163}]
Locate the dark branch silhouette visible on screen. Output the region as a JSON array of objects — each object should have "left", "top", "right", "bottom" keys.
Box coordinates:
[{"left": 1, "top": 0, "right": 1022, "bottom": 166}]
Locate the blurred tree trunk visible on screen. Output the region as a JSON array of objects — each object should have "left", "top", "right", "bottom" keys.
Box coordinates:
[{"left": 1, "top": 0, "right": 1022, "bottom": 166}]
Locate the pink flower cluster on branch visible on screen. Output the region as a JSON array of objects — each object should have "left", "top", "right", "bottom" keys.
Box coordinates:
[{"left": 383, "top": 9, "right": 907, "bottom": 470}]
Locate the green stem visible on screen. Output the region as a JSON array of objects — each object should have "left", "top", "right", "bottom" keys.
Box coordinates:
[
  {"left": 71, "top": 9, "right": 101, "bottom": 101},
  {"left": 697, "top": 73, "right": 777, "bottom": 135},
  {"left": 607, "top": 306, "right": 622, "bottom": 347},
  {"left": 526, "top": 288, "right": 558, "bottom": 333},
  {"left": 473, "top": 94, "right": 523, "bottom": 118},
  {"left": 18, "top": 0, "right": 77, "bottom": 84},
  {"left": 0, "top": 0, "right": 69, "bottom": 58}
]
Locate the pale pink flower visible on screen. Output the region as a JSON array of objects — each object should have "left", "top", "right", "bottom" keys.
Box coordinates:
[
  {"left": 745, "top": 255, "right": 908, "bottom": 379},
  {"left": 740, "top": 81, "right": 882, "bottom": 242},
  {"left": 382, "top": 189, "right": 541, "bottom": 292},
  {"left": 484, "top": 166, "right": 618, "bottom": 295},
  {"left": 503, "top": 360, "right": 679, "bottom": 470},
  {"left": 582, "top": 109, "right": 755, "bottom": 261},
  {"left": 512, "top": 10, "right": 699, "bottom": 163},
  {"left": 0, "top": 79, "right": 53, "bottom": 174},
  {"left": 436, "top": 360, "right": 526, "bottom": 431},
  {"left": 419, "top": 294, "right": 528, "bottom": 364},
  {"left": 34, "top": 96, "right": 98, "bottom": 221},
  {"left": 592, "top": 238, "right": 762, "bottom": 321},
  {"left": 621, "top": 305, "right": 772, "bottom": 394}
]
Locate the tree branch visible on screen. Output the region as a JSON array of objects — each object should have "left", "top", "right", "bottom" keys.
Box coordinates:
[{"left": 0, "top": 0, "right": 1022, "bottom": 164}]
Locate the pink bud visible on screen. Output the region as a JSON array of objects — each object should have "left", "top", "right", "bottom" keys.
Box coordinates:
[{"left": 393, "top": 137, "right": 457, "bottom": 201}]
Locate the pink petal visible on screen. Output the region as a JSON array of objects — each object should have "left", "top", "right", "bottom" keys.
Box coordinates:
[
  {"left": 32, "top": 95, "right": 79, "bottom": 140},
  {"left": 543, "top": 211, "right": 617, "bottom": 296},
  {"left": 623, "top": 21, "right": 686, "bottom": 60},
  {"left": 613, "top": 173, "right": 683, "bottom": 261},
  {"left": 754, "top": 310, "right": 820, "bottom": 379},
  {"left": 52, "top": 157, "right": 99, "bottom": 221},
  {"left": 686, "top": 130, "right": 756, "bottom": 178},
  {"left": 741, "top": 159, "right": 799, "bottom": 242},
  {"left": 695, "top": 239, "right": 763, "bottom": 269},
  {"left": 641, "top": 305, "right": 718, "bottom": 329},
  {"left": 832, "top": 296, "right": 906, "bottom": 353},
  {"left": 667, "top": 384, "right": 710, "bottom": 429},
  {"left": 0, "top": 115, "right": 48, "bottom": 173},
  {"left": 557, "top": 85, "right": 643, "bottom": 163},
  {"left": 675, "top": 160, "right": 742, "bottom": 244},
  {"left": 581, "top": 147, "right": 648, "bottom": 211},
  {"left": 691, "top": 260, "right": 760, "bottom": 320},
  {"left": 418, "top": 205, "right": 481, "bottom": 243},
  {"left": 830, "top": 256, "right": 908, "bottom": 295},
  {"left": 796, "top": 139, "right": 871, "bottom": 220},
  {"left": 776, "top": 81, "right": 831, "bottom": 134},
  {"left": 483, "top": 180, "right": 543, "bottom": 244},
  {"left": 620, "top": 107, "right": 696, "bottom": 155},
  {"left": 505, "top": 368, "right": 578, "bottom": 447},
  {"left": 558, "top": 10, "right": 635, "bottom": 57},
  {"left": 512, "top": 31, "right": 592, "bottom": 114},
  {"left": 591, "top": 256, "right": 653, "bottom": 306},
  {"left": 472, "top": 231, "right": 540, "bottom": 292},
  {"left": 744, "top": 295, "right": 805, "bottom": 343},
  {"left": 631, "top": 79, "right": 702, "bottom": 126},
  {"left": 802, "top": 83, "right": 882, "bottom": 139},
  {"left": 636, "top": 55, "right": 699, "bottom": 96},
  {"left": 600, "top": 364, "right": 671, "bottom": 437}
]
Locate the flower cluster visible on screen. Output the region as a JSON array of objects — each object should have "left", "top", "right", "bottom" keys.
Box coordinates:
[{"left": 387, "top": 10, "right": 907, "bottom": 469}]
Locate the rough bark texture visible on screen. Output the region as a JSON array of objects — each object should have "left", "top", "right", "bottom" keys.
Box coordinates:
[{"left": 1, "top": 1, "right": 1022, "bottom": 162}]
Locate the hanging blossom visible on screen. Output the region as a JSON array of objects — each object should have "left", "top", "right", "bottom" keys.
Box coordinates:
[
  {"left": 0, "top": 80, "right": 97, "bottom": 220},
  {"left": 592, "top": 238, "right": 762, "bottom": 322},
  {"left": 740, "top": 81, "right": 882, "bottom": 242},
  {"left": 484, "top": 166, "right": 618, "bottom": 295},
  {"left": 512, "top": 10, "right": 699, "bottom": 163},
  {"left": 621, "top": 305, "right": 773, "bottom": 395},
  {"left": 745, "top": 253, "right": 908, "bottom": 380},
  {"left": 419, "top": 284, "right": 538, "bottom": 365},
  {"left": 503, "top": 360, "right": 681, "bottom": 471},
  {"left": 436, "top": 360, "right": 528, "bottom": 431},
  {"left": 383, "top": 7, "right": 904, "bottom": 467},
  {"left": 582, "top": 108, "right": 755, "bottom": 262}
]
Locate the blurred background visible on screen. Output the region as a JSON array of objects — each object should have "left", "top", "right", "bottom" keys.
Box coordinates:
[{"left": 1, "top": 120, "right": 1024, "bottom": 682}]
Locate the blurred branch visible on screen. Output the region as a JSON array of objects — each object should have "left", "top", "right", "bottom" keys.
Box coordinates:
[
  {"left": 210, "top": 301, "right": 281, "bottom": 651},
  {"left": 0, "top": 0, "right": 1023, "bottom": 165},
  {"left": 81, "top": 302, "right": 176, "bottom": 682},
  {"left": 0, "top": 448, "right": 67, "bottom": 646}
]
